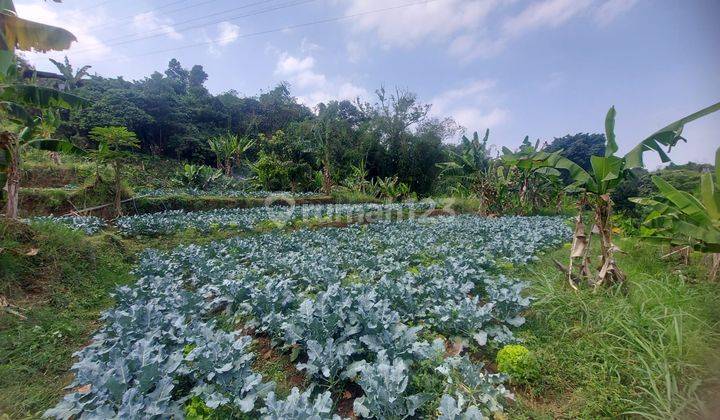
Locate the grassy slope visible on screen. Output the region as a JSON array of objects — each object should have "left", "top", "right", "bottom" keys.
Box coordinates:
[
  {"left": 0, "top": 221, "right": 134, "bottom": 418},
  {"left": 510, "top": 237, "right": 720, "bottom": 419}
]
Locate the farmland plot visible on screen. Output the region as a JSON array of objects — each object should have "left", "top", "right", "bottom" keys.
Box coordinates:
[
  {"left": 115, "top": 202, "right": 432, "bottom": 237},
  {"left": 46, "top": 215, "right": 570, "bottom": 419}
]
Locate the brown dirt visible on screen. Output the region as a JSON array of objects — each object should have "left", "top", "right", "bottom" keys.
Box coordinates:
[
  {"left": 251, "top": 335, "right": 306, "bottom": 391},
  {"left": 335, "top": 381, "right": 363, "bottom": 419},
  {"left": 21, "top": 167, "right": 81, "bottom": 188}
]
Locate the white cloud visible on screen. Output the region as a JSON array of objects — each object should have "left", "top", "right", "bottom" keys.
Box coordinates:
[
  {"left": 14, "top": 2, "right": 117, "bottom": 65},
  {"left": 453, "top": 107, "right": 509, "bottom": 131},
  {"left": 274, "top": 52, "right": 368, "bottom": 107},
  {"left": 502, "top": 0, "right": 592, "bottom": 37},
  {"left": 133, "top": 11, "right": 182, "bottom": 40},
  {"left": 345, "top": 0, "right": 630, "bottom": 62},
  {"left": 431, "top": 79, "right": 508, "bottom": 132},
  {"left": 346, "top": 0, "right": 502, "bottom": 48},
  {"left": 346, "top": 41, "right": 366, "bottom": 63},
  {"left": 216, "top": 22, "right": 241, "bottom": 46},
  {"left": 594, "top": 0, "right": 639, "bottom": 26},
  {"left": 300, "top": 38, "right": 322, "bottom": 53},
  {"left": 204, "top": 22, "right": 242, "bottom": 57},
  {"left": 275, "top": 53, "right": 315, "bottom": 75}
]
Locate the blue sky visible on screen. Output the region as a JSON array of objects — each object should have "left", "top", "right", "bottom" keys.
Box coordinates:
[{"left": 16, "top": 0, "right": 720, "bottom": 166}]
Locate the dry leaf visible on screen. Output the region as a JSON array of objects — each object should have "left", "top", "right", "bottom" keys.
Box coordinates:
[
  {"left": 75, "top": 384, "right": 91, "bottom": 394},
  {"left": 25, "top": 248, "right": 39, "bottom": 256}
]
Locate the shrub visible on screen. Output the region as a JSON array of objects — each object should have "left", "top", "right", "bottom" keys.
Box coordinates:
[{"left": 496, "top": 344, "right": 538, "bottom": 383}]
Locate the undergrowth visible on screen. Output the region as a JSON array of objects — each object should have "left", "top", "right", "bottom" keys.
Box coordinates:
[
  {"left": 510, "top": 237, "right": 720, "bottom": 419},
  {"left": 0, "top": 220, "right": 133, "bottom": 418}
]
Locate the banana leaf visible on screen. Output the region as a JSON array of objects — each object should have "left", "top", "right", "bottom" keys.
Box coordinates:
[
  {"left": 699, "top": 148, "right": 720, "bottom": 220},
  {"left": 604, "top": 106, "right": 618, "bottom": 157},
  {"left": 23, "top": 138, "right": 85, "bottom": 155},
  {"left": 624, "top": 101, "right": 720, "bottom": 168},
  {"left": 0, "top": 84, "right": 90, "bottom": 109},
  {"left": 651, "top": 176, "right": 712, "bottom": 226}
]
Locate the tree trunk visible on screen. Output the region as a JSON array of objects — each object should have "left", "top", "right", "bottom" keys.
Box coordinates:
[
  {"left": 593, "top": 195, "right": 625, "bottom": 287},
  {"left": 322, "top": 158, "right": 332, "bottom": 195},
  {"left": 113, "top": 161, "right": 123, "bottom": 218},
  {"left": 224, "top": 158, "right": 232, "bottom": 177}
]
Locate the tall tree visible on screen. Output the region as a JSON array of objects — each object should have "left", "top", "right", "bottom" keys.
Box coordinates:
[
  {"left": 545, "top": 133, "right": 606, "bottom": 171},
  {"left": 89, "top": 126, "right": 139, "bottom": 217}
]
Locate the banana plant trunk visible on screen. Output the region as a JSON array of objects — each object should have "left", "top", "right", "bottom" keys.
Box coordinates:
[
  {"left": 594, "top": 194, "right": 625, "bottom": 287},
  {"left": 2, "top": 132, "right": 20, "bottom": 219},
  {"left": 565, "top": 195, "right": 625, "bottom": 289},
  {"left": 113, "top": 161, "right": 123, "bottom": 218}
]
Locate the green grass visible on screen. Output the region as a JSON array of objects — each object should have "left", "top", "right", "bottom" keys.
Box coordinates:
[
  {"left": 509, "top": 237, "right": 720, "bottom": 419},
  {"left": 0, "top": 220, "right": 133, "bottom": 419}
]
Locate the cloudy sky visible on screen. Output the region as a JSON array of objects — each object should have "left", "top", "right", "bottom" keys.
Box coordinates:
[{"left": 15, "top": 0, "right": 720, "bottom": 166}]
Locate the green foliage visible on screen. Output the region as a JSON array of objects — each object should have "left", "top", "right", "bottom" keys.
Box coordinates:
[
  {"left": 510, "top": 238, "right": 720, "bottom": 418},
  {"left": 545, "top": 133, "right": 606, "bottom": 172},
  {"left": 0, "top": 219, "right": 132, "bottom": 417},
  {"left": 496, "top": 344, "right": 538, "bottom": 384},
  {"left": 89, "top": 126, "right": 139, "bottom": 158},
  {"left": 208, "top": 132, "right": 254, "bottom": 176},
  {"left": 184, "top": 396, "right": 237, "bottom": 420},
  {"left": 172, "top": 164, "right": 225, "bottom": 190},
  {"left": 631, "top": 148, "right": 720, "bottom": 254},
  {"left": 249, "top": 150, "right": 290, "bottom": 191}
]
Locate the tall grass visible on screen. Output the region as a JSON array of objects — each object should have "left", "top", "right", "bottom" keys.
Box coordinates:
[{"left": 513, "top": 238, "right": 720, "bottom": 418}]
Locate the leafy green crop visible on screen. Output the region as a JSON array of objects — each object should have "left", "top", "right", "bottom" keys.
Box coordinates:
[{"left": 45, "top": 214, "right": 570, "bottom": 418}]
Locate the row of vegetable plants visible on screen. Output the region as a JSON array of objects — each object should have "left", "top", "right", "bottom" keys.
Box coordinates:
[
  {"left": 46, "top": 215, "right": 570, "bottom": 418},
  {"left": 27, "top": 202, "right": 432, "bottom": 237}
]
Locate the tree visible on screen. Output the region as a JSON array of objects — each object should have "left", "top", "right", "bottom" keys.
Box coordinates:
[
  {"left": 1, "top": 0, "right": 88, "bottom": 219},
  {"left": 437, "top": 129, "right": 492, "bottom": 193},
  {"left": 545, "top": 133, "right": 605, "bottom": 171},
  {"left": 631, "top": 147, "right": 720, "bottom": 279},
  {"left": 49, "top": 55, "right": 90, "bottom": 91},
  {"left": 536, "top": 103, "right": 720, "bottom": 289},
  {"left": 89, "top": 126, "right": 139, "bottom": 217},
  {"left": 502, "top": 137, "right": 565, "bottom": 214},
  {"left": 208, "top": 132, "right": 254, "bottom": 176},
  {"left": 189, "top": 64, "right": 208, "bottom": 88}
]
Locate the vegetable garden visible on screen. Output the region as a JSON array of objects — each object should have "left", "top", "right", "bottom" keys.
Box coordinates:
[{"left": 44, "top": 214, "right": 570, "bottom": 418}]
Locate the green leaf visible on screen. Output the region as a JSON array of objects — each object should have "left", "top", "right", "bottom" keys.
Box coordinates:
[
  {"left": 699, "top": 172, "right": 720, "bottom": 221},
  {"left": 624, "top": 101, "right": 720, "bottom": 168},
  {"left": 652, "top": 176, "right": 711, "bottom": 225},
  {"left": 590, "top": 155, "right": 624, "bottom": 193},
  {"left": 604, "top": 106, "right": 618, "bottom": 157},
  {"left": 24, "top": 138, "right": 85, "bottom": 155},
  {"left": 715, "top": 147, "right": 720, "bottom": 186},
  {"left": 0, "top": 84, "right": 90, "bottom": 109}
]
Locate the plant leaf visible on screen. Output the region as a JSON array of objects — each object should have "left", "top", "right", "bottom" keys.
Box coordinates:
[{"left": 624, "top": 101, "right": 720, "bottom": 168}]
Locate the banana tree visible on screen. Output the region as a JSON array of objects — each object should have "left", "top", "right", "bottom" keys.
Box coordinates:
[
  {"left": 501, "top": 137, "right": 565, "bottom": 214},
  {"left": 631, "top": 147, "right": 720, "bottom": 279},
  {"left": 208, "top": 132, "right": 255, "bottom": 177},
  {"left": 49, "top": 56, "right": 91, "bottom": 91},
  {"left": 1, "top": 0, "right": 88, "bottom": 218},
  {"left": 547, "top": 103, "right": 720, "bottom": 289},
  {"left": 436, "top": 129, "right": 492, "bottom": 191}
]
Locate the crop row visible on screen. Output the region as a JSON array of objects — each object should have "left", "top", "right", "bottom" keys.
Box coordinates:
[
  {"left": 114, "top": 202, "right": 432, "bottom": 237},
  {"left": 136, "top": 188, "right": 326, "bottom": 199},
  {"left": 46, "top": 215, "right": 569, "bottom": 418}
]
